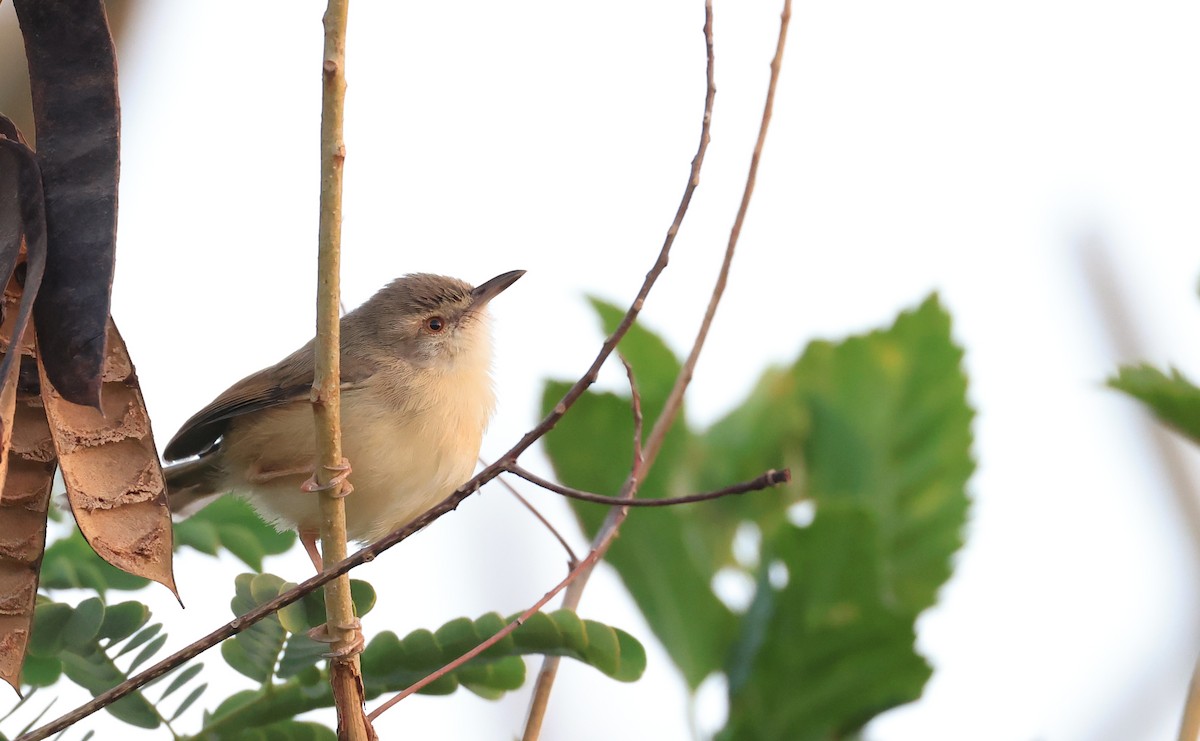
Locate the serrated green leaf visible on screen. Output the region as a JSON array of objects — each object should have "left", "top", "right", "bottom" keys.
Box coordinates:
[
  {"left": 712, "top": 295, "right": 973, "bottom": 740},
  {"left": 97, "top": 601, "right": 150, "bottom": 644},
  {"left": 720, "top": 511, "right": 932, "bottom": 741},
  {"left": 1110, "top": 364, "right": 1200, "bottom": 446},
  {"left": 62, "top": 598, "right": 105, "bottom": 650},
  {"left": 793, "top": 294, "right": 972, "bottom": 613}
]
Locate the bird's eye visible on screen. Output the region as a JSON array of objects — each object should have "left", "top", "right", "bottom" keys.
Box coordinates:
[{"left": 426, "top": 317, "right": 445, "bottom": 332}]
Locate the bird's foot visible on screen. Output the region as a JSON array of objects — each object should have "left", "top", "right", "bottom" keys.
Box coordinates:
[
  {"left": 301, "top": 458, "right": 354, "bottom": 497},
  {"left": 307, "top": 617, "right": 365, "bottom": 658}
]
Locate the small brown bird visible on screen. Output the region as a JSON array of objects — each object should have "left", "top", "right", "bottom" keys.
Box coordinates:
[{"left": 163, "top": 271, "right": 524, "bottom": 570}]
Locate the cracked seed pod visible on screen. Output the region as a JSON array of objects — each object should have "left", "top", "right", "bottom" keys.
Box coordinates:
[{"left": 38, "top": 319, "right": 177, "bottom": 601}]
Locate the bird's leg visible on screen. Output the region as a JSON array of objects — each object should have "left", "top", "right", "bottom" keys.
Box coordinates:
[
  {"left": 298, "top": 531, "right": 366, "bottom": 657},
  {"left": 300, "top": 457, "right": 354, "bottom": 497},
  {"left": 300, "top": 528, "right": 323, "bottom": 573},
  {"left": 246, "top": 461, "right": 313, "bottom": 484},
  {"left": 298, "top": 461, "right": 362, "bottom": 656}
]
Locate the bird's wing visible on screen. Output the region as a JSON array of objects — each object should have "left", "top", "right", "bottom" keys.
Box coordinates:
[{"left": 162, "top": 342, "right": 378, "bottom": 462}]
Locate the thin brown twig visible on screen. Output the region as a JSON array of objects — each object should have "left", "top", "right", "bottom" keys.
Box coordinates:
[
  {"left": 520, "top": 2, "right": 715, "bottom": 733},
  {"left": 618, "top": 353, "right": 645, "bottom": 467},
  {"left": 522, "top": 1, "right": 791, "bottom": 736},
  {"left": 511, "top": 464, "right": 790, "bottom": 507}
]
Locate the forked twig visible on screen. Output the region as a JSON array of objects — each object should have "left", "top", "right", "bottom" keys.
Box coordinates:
[{"left": 521, "top": 0, "right": 792, "bottom": 736}]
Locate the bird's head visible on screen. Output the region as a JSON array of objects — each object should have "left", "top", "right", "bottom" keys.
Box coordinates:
[{"left": 355, "top": 270, "right": 524, "bottom": 370}]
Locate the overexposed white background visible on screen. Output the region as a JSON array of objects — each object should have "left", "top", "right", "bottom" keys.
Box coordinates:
[{"left": 5, "top": 1, "right": 1200, "bottom": 739}]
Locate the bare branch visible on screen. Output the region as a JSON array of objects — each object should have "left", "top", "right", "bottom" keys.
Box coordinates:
[{"left": 511, "top": 464, "right": 790, "bottom": 507}]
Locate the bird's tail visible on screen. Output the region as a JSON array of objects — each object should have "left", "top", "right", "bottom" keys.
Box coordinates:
[{"left": 164, "top": 456, "right": 225, "bottom": 517}]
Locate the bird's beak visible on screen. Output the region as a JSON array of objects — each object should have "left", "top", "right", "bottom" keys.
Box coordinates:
[{"left": 471, "top": 270, "right": 525, "bottom": 308}]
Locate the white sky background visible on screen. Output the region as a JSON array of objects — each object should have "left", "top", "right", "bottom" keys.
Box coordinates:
[{"left": 5, "top": 1, "right": 1200, "bottom": 739}]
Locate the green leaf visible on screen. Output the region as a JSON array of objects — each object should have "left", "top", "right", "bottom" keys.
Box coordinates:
[
  {"left": 194, "top": 611, "right": 637, "bottom": 738},
  {"left": 278, "top": 579, "right": 376, "bottom": 634},
  {"left": 714, "top": 294, "right": 974, "bottom": 740},
  {"left": 277, "top": 633, "right": 327, "bottom": 681},
  {"left": 359, "top": 611, "right": 643, "bottom": 691},
  {"left": 587, "top": 296, "right": 682, "bottom": 423},
  {"left": 1110, "top": 364, "right": 1200, "bottom": 446},
  {"left": 222, "top": 574, "right": 287, "bottom": 684},
  {"left": 116, "top": 624, "right": 162, "bottom": 659},
  {"left": 720, "top": 511, "right": 933, "bottom": 741},
  {"left": 541, "top": 380, "right": 731, "bottom": 687},
  {"left": 59, "top": 646, "right": 159, "bottom": 728},
  {"left": 225, "top": 720, "right": 336, "bottom": 741},
  {"left": 62, "top": 597, "right": 105, "bottom": 650},
  {"left": 540, "top": 300, "right": 736, "bottom": 688},
  {"left": 97, "top": 601, "right": 150, "bottom": 644},
  {"left": 175, "top": 496, "right": 296, "bottom": 571},
  {"left": 127, "top": 634, "right": 167, "bottom": 673},
  {"left": 19, "top": 654, "right": 61, "bottom": 688},
  {"left": 39, "top": 532, "right": 150, "bottom": 593},
  {"left": 160, "top": 663, "right": 204, "bottom": 701},
  {"left": 170, "top": 682, "right": 207, "bottom": 722},
  {"left": 793, "top": 294, "right": 973, "bottom": 613},
  {"left": 28, "top": 602, "right": 73, "bottom": 657}
]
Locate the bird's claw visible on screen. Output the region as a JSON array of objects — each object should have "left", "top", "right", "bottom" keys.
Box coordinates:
[
  {"left": 301, "top": 458, "right": 354, "bottom": 497},
  {"left": 307, "top": 618, "right": 364, "bottom": 658}
]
